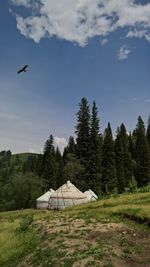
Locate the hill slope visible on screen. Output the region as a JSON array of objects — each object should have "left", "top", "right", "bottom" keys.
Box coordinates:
[{"left": 0, "top": 192, "right": 150, "bottom": 267}]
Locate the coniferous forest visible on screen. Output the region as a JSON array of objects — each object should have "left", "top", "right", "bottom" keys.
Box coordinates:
[{"left": 0, "top": 97, "right": 150, "bottom": 211}]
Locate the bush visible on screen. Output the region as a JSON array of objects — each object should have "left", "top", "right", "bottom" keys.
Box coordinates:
[
  {"left": 137, "top": 184, "right": 150, "bottom": 193},
  {"left": 17, "top": 214, "right": 33, "bottom": 232},
  {"left": 129, "top": 176, "right": 138, "bottom": 192}
]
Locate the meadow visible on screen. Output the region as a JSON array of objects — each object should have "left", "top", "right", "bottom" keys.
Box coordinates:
[{"left": 0, "top": 191, "right": 150, "bottom": 267}]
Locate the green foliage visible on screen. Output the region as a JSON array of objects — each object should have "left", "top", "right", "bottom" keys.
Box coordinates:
[
  {"left": 55, "top": 147, "right": 65, "bottom": 187},
  {"left": 129, "top": 176, "right": 138, "bottom": 192},
  {"left": 0, "top": 172, "right": 44, "bottom": 211},
  {"left": 63, "top": 136, "right": 76, "bottom": 162},
  {"left": 115, "top": 124, "right": 132, "bottom": 193},
  {"left": 75, "top": 97, "right": 91, "bottom": 189},
  {"left": 115, "top": 130, "right": 125, "bottom": 193},
  {"left": 0, "top": 211, "right": 39, "bottom": 267},
  {"left": 63, "top": 153, "right": 84, "bottom": 184},
  {"left": 1, "top": 98, "right": 150, "bottom": 211},
  {"left": 120, "top": 124, "right": 132, "bottom": 187},
  {"left": 75, "top": 97, "right": 90, "bottom": 166},
  {"left": 17, "top": 214, "right": 33, "bottom": 232},
  {"left": 136, "top": 184, "right": 150, "bottom": 193},
  {"left": 146, "top": 115, "right": 150, "bottom": 146},
  {"left": 135, "top": 116, "right": 150, "bottom": 187},
  {"left": 41, "top": 134, "right": 64, "bottom": 189},
  {"left": 87, "top": 101, "right": 102, "bottom": 194},
  {"left": 101, "top": 123, "right": 117, "bottom": 194}
]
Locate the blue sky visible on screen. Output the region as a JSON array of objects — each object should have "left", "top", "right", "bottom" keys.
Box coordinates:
[{"left": 0, "top": 0, "right": 150, "bottom": 154}]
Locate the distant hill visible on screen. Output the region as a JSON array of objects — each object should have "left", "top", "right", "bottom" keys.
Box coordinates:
[
  {"left": 0, "top": 152, "right": 40, "bottom": 169},
  {"left": 11, "top": 152, "right": 39, "bottom": 164}
]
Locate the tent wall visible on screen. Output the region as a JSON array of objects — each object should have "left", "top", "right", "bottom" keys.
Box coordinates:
[
  {"left": 49, "top": 197, "right": 88, "bottom": 210},
  {"left": 36, "top": 189, "right": 55, "bottom": 209},
  {"left": 48, "top": 181, "right": 88, "bottom": 210},
  {"left": 37, "top": 201, "right": 49, "bottom": 209}
]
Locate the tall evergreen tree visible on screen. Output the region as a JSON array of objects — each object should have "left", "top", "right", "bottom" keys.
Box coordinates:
[
  {"left": 75, "top": 98, "right": 90, "bottom": 189},
  {"left": 75, "top": 97, "right": 90, "bottom": 166},
  {"left": 63, "top": 153, "right": 84, "bottom": 186},
  {"left": 128, "top": 131, "right": 134, "bottom": 158},
  {"left": 146, "top": 115, "right": 150, "bottom": 146},
  {"left": 115, "top": 128, "right": 125, "bottom": 193},
  {"left": 119, "top": 124, "right": 132, "bottom": 187},
  {"left": 42, "top": 134, "right": 57, "bottom": 189},
  {"left": 63, "top": 136, "right": 76, "bottom": 162},
  {"left": 101, "top": 123, "right": 117, "bottom": 194},
  {"left": 87, "top": 101, "right": 102, "bottom": 193},
  {"left": 135, "top": 116, "right": 150, "bottom": 187},
  {"left": 55, "top": 147, "right": 64, "bottom": 187},
  {"left": 68, "top": 136, "right": 76, "bottom": 154}
]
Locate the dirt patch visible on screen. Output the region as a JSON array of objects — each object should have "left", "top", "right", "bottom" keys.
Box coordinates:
[{"left": 17, "top": 216, "right": 150, "bottom": 267}]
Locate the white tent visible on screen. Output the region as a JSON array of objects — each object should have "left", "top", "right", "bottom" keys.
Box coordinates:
[
  {"left": 49, "top": 180, "right": 88, "bottom": 210},
  {"left": 37, "top": 189, "right": 55, "bottom": 209},
  {"left": 84, "top": 189, "right": 98, "bottom": 202}
]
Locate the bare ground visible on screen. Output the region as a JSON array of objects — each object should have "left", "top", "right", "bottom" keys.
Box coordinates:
[{"left": 17, "top": 215, "right": 150, "bottom": 267}]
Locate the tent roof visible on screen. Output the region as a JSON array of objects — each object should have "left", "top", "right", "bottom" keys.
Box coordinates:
[
  {"left": 50, "top": 180, "right": 87, "bottom": 200},
  {"left": 37, "top": 189, "right": 55, "bottom": 201},
  {"left": 84, "top": 189, "right": 98, "bottom": 200}
]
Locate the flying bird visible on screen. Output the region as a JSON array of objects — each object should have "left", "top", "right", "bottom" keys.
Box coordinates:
[{"left": 17, "top": 65, "right": 28, "bottom": 74}]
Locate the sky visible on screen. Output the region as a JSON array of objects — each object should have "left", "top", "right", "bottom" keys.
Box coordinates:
[{"left": 0, "top": 0, "right": 150, "bottom": 154}]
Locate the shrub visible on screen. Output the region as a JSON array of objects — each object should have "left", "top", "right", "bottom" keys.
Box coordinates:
[{"left": 17, "top": 214, "right": 33, "bottom": 232}]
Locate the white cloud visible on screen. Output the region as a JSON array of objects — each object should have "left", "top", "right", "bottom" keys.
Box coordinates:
[
  {"left": 127, "top": 29, "right": 150, "bottom": 42},
  {"left": 100, "top": 38, "right": 108, "bottom": 46},
  {"left": 0, "top": 112, "right": 21, "bottom": 120},
  {"left": 11, "top": 0, "right": 31, "bottom": 7},
  {"left": 11, "top": 0, "right": 150, "bottom": 46},
  {"left": 54, "top": 136, "right": 67, "bottom": 153},
  {"left": 118, "top": 45, "right": 131, "bottom": 60}
]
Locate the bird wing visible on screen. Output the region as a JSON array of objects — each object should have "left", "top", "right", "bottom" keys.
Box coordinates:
[
  {"left": 24, "top": 65, "right": 28, "bottom": 69},
  {"left": 17, "top": 68, "right": 23, "bottom": 73},
  {"left": 17, "top": 65, "right": 28, "bottom": 73}
]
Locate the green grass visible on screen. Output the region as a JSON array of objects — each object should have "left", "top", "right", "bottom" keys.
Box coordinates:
[
  {"left": 64, "top": 191, "right": 150, "bottom": 222},
  {"left": 0, "top": 218, "right": 37, "bottom": 267},
  {"left": 0, "top": 191, "right": 150, "bottom": 267}
]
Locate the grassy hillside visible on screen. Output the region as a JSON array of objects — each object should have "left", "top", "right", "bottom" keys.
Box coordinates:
[
  {"left": 0, "top": 191, "right": 150, "bottom": 267},
  {"left": 11, "top": 152, "right": 38, "bottom": 164},
  {"left": 0, "top": 152, "right": 38, "bottom": 171}
]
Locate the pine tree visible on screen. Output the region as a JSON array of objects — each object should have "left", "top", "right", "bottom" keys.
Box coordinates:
[
  {"left": 68, "top": 136, "right": 76, "bottom": 154},
  {"left": 55, "top": 147, "right": 64, "bottom": 187},
  {"left": 63, "top": 153, "right": 84, "bottom": 187},
  {"left": 115, "top": 129, "right": 125, "bottom": 193},
  {"left": 42, "top": 134, "right": 57, "bottom": 189},
  {"left": 75, "top": 98, "right": 90, "bottom": 188},
  {"left": 101, "top": 123, "right": 117, "bottom": 194},
  {"left": 75, "top": 97, "right": 90, "bottom": 166},
  {"left": 87, "top": 101, "right": 102, "bottom": 193},
  {"left": 146, "top": 115, "right": 150, "bottom": 146},
  {"left": 135, "top": 116, "right": 150, "bottom": 187},
  {"left": 119, "top": 124, "right": 132, "bottom": 187},
  {"left": 63, "top": 136, "right": 76, "bottom": 162},
  {"left": 128, "top": 131, "right": 134, "bottom": 158}
]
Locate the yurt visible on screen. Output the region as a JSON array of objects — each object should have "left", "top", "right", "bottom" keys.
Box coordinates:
[
  {"left": 37, "top": 189, "right": 55, "bottom": 209},
  {"left": 49, "top": 180, "right": 88, "bottom": 210},
  {"left": 84, "top": 189, "right": 98, "bottom": 202}
]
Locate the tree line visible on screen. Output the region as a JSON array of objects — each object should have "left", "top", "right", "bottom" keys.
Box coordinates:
[{"left": 0, "top": 97, "right": 150, "bottom": 211}]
